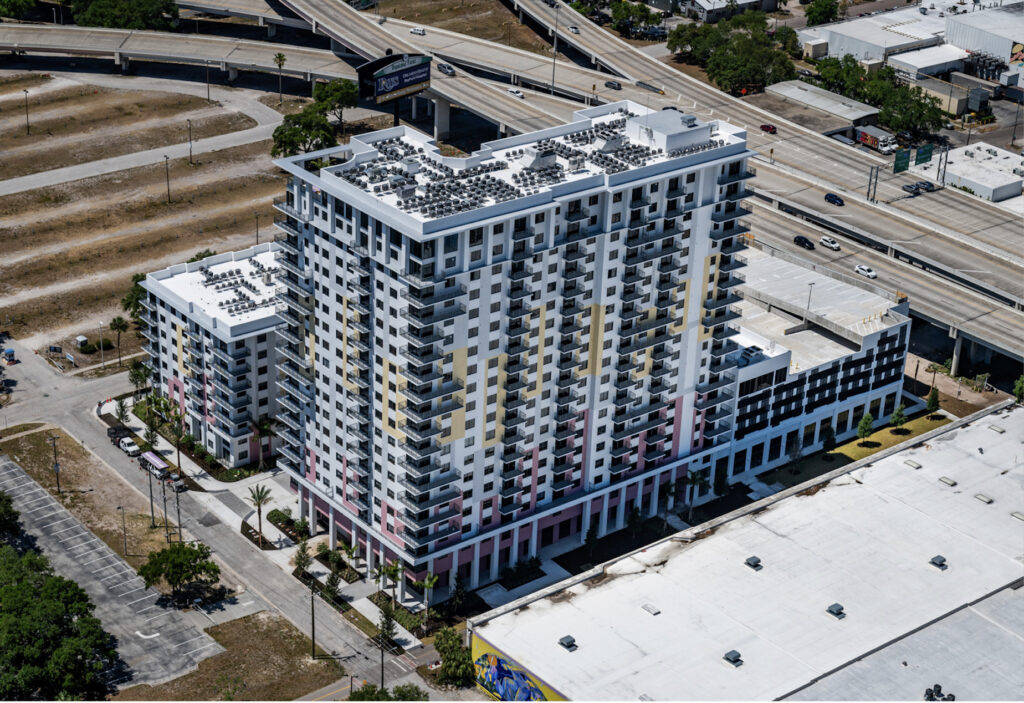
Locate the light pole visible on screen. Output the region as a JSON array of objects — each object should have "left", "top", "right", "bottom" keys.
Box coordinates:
[
  {"left": 52, "top": 6, "right": 57, "bottom": 24},
  {"left": 550, "top": 2, "right": 561, "bottom": 93},
  {"left": 47, "top": 435, "right": 61, "bottom": 495},
  {"left": 255, "top": 213, "right": 260, "bottom": 244},
  {"left": 174, "top": 484, "right": 182, "bottom": 541},
  {"left": 806, "top": 282, "right": 815, "bottom": 313},
  {"left": 146, "top": 466, "right": 156, "bottom": 528},
  {"left": 163, "top": 155, "right": 171, "bottom": 203},
  {"left": 23, "top": 89, "right": 30, "bottom": 136},
  {"left": 160, "top": 478, "right": 170, "bottom": 543},
  {"left": 117, "top": 506, "right": 128, "bottom": 555},
  {"left": 205, "top": 60, "right": 211, "bottom": 103},
  {"left": 98, "top": 321, "right": 105, "bottom": 369},
  {"left": 187, "top": 119, "right": 193, "bottom": 166}
]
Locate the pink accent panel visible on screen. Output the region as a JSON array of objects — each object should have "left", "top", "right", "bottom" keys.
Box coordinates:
[
  {"left": 167, "top": 377, "right": 187, "bottom": 419},
  {"left": 491, "top": 495, "right": 500, "bottom": 524},
  {"left": 433, "top": 553, "right": 454, "bottom": 573},
  {"left": 478, "top": 538, "right": 495, "bottom": 557},
  {"left": 529, "top": 447, "right": 540, "bottom": 511},
  {"left": 380, "top": 501, "right": 405, "bottom": 548},
  {"left": 306, "top": 446, "right": 317, "bottom": 482},
  {"left": 458, "top": 547, "right": 475, "bottom": 567},
  {"left": 313, "top": 494, "right": 332, "bottom": 518},
  {"left": 637, "top": 430, "right": 647, "bottom": 473},
  {"left": 672, "top": 396, "right": 684, "bottom": 458},
  {"left": 201, "top": 374, "right": 214, "bottom": 424},
  {"left": 580, "top": 409, "right": 591, "bottom": 486}
]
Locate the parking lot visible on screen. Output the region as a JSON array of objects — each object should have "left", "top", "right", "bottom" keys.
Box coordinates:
[{"left": 0, "top": 456, "right": 224, "bottom": 688}]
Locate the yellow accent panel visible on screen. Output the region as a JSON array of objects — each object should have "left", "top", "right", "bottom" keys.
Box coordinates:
[
  {"left": 383, "top": 358, "right": 405, "bottom": 440},
  {"left": 443, "top": 347, "right": 469, "bottom": 445},
  {"left": 176, "top": 327, "right": 185, "bottom": 377},
  {"left": 482, "top": 351, "right": 507, "bottom": 448},
  {"left": 307, "top": 329, "right": 315, "bottom": 366},
  {"left": 698, "top": 254, "right": 719, "bottom": 342},
  {"left": 525, "top": 305, "right": 545, "bottom": 399}
]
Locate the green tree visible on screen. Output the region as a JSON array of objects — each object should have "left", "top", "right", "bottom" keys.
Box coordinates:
[
  {"left": 805, "top": 0, "right": 838, "bottom": 26},
  {"left": 680, "top": 470, "right": 711, "bottom": 525},
  {"left": 856, "top": 412, "right": 875, "bottom": 445},
  {"left": 584, "top": 523, "right": 598, "bottom": 559},
  {"left": 252, "top": 417, "right": 274, "bottom": 471},
  {"left": 139, "top": 541, "right": 220, "bottom": 602},
  {"left": 0, "top": 491, "right": 19, "bottom": 540},
  {"left": 324, "top": 569, "right": 342, "bottom": 603},
  {"left": 247, "top": 484, "right": 272, "bottom": 549},
  {"left": 383, "top": 559, "right": 402, "bottom": 604},
  {"left": 349, "top": 683, "right": 391, "bottom": 701},
  {"left": 377, "top": 601, "right": 397, "bottom": 645},
  {"left": 294, "top": 538, "right": 312, "bottom": 574},
  {"left": 272, "top": 105, "right": 338, "bottom": 157},
  {"left": 412, "top": 572, "right": 439, "bottom": 634},
  {"left": 166, "top": 410, "right": 185, "bottom": 477},
  {"left": 434, "top": 626, "right": 474, "bottom": 686},
  {"left": 0, "top": 0, "right": 36, "bottom": 20},
  {"left": 821, "top": 424, "right": 837, "bottom": 458},
  {"left": 627, "top": 506, "right": 642, "bottom": 538},
  {"left": 121, "top": 272, "right": 147, "bottom": 321},
  {"left": 926, "top": 387, "right": 940, "bottom": 414},
  {"left": 390, "top": 683, "right": 430, "bottom": 701},
  {"left": 450, "top": 573, "right": 466, "bottom": 614},
  {"left": 0, "top": 546, "right": 117, "bottom": 700},
  {"left": 109, "top": 316, "right": 129, "bottom": 366},
  {"left": 313, "top": 79, "right": 359, "bottom": 134},
  {"left": 186, "top": 248, "right": 216, "bottom": 263},
  {"left": 142, "top": 420, "right": 160, "bottom": 452},
  {"left": 71, "top": 0, "right": 178, "bottom": 30},
  {"left": 889, "top": 403, "right": 907, "bottom": 433},
  {"left": 1013, "top": 374, "right": 1024, "bottom": 404},
  {"left": 775, "top": 25, "right": 800, "bottom": 58},
  {"left": 273, "top": 52, "right": 287, "bottom": 105},
  {"left": 115, "top": 398, "right": 129, "bottom": 425},
  {"left": 128, "top": 360, "right": 150, "bottom": 400}
]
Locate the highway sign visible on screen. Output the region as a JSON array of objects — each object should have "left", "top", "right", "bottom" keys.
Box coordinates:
[
  {"left": 893, "top": 149, "right": 910, "bottom": 174},
  {"left": 915, "top": 144, "right": 933, "bottom": 165}
]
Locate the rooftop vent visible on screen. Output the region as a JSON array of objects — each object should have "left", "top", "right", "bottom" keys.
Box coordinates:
[
  {"left": 939, "top": 476, "right": 957, "bottom": 487},
  {"left": 558, "top": 635, "right": 578, "bottom": 652},
  {"left": 641, "top": 603, "right": 661, "bottom": 616},
  {"left": 930, "top": 555, "right": 948, "bottom": 570},
  {"left": 745, "top": 556, "right": 762, "bottom": 571},
  {"left": 975, "top": 494, "right": 993, "bottom": 504},
  {"left": 723, "top": 650, "right": 743, "bottom": 667},
  {"left": 827, "top": 603, "right": 846, "bottom": 619},
  {"left": 904, "top": 459, "right": 922, "bottom": 469}
]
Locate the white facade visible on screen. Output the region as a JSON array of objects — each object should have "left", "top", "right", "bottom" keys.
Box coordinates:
[
  {"left": 945, "top": 1, "right": 1024, "bottom": 74},
  {"left": 271, "top": 101, "right": 908, "bottom": 599},
  {"left": 682, "top": 0, "right": 778, "bottom": 22},
  {"left": 140, "top": 245, "right": 282, "bottom": 469},
  {"left": 798, "top": 6, "right": 946, "bottom": 60}
]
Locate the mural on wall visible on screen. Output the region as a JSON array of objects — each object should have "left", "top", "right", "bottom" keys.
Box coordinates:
[
  {"left": 1012, "top": 42, "right": 1024, "bottom": 70},
  {"left": 472, "top": 636, "right": 564, "bottom": 701}
]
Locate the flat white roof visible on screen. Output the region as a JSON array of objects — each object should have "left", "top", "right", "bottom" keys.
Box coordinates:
[
  {"left": 946, "top": 1, "right": 1024, "bottom": 41},
  {"left": 801, "top": 6, "right": 946, "bottom": 51},
  {"left": 472, "top": 405, "right": 1024, "bottom": 701},
  {"left": 887, "top": 44, "right": 968, "bottom": 71},
  {"left": 942, "top": 142, "right": 1024, "bottom": 189},
  {"left": 765, "top": 81, "right": 878, "bottom": 123}
]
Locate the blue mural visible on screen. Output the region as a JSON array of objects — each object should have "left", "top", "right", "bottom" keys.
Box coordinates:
[{"left": 474, "top": 652, "right": 547, "bottom": 701}]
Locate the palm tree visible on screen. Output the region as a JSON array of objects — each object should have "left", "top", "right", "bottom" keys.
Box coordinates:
[
  {"left": 273, "top": 52, "right": 287, "bottom": 105},
  {"left": 385, "top": 560, "right": 403, "bottom": 605},
  {"left": 128, "top": 362, "right": 149, "bottom": 401},
  {"left": 142, "top": 421, "right": 160, "bottom": 453},
  {"left": 247, "top": 484, "right": 273, "bottom": 548},
  {"left": 371, "top": 563, "right": 386, "bottom": 594},
  {"left": 115, "top": 398, "right": 129, "bottom": 426},
  {"left": 109, "top": 316, "right": 129, "bottom": 366},
  {"left": 413, "top": 572, "right": 439, "bottom": 635},
  {"left": 166, "top": 411, "right": 186, "bottom": 474}
]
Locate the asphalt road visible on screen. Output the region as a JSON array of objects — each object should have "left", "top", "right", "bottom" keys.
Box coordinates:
[{"left": 0, "top": 456, "right": 224, "bottom": 688}]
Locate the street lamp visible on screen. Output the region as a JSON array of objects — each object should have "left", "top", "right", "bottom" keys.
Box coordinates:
[
  {"left": 47, "top": 435, "right": 61, "bottom": 495},
  {"left": 187, "top": 119, "right": 193, "bottom": 165},
  {"left": 98, "top": 321, "right": 105, "bottom": 369},
  {"left": 255, "top": 212, "right": 260, "bottom": 245},
  {"left": 163, "top": 155, "right": 171, "bottom": 203},
  {"left": 116, "top": 506, "right": 128, "bottom": 555},
  {"left": 205, "top": 60, "right": 211, "bottom": 103},
  {"left": 23, "top": 89, "right": 30, "bottom": 136},
  {"left": 806, "top": 281, "right": 815, "bottom": 313}
]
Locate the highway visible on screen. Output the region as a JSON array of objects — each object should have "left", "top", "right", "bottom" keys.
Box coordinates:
[{"left": 751, "top": 204, "right": 1024, "bottom": 362}]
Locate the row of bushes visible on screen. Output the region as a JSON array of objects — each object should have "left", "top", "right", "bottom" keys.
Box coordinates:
[
  {"left": 79, "top": 338, "right": 114, "bottom": 355},
  {"left": 314, "top": 543, "right": 361, "bottom": 584},
  {"left": 368, "top": 591, "right": 442, "bottom": 636},
  {"left": 267, "top": 508, "right": 309, "bottom": 542}
]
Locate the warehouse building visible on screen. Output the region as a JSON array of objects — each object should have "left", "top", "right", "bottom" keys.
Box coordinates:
[
  {"left": 921, "top": 142, "right": 1024, "bottom": 201},
  {"left": 945, "top": 1, "right": 1024, "bottom": 77},
  {"left": 468, "top": 403, "right": 1024, "bottom": 701},
  {"left": 887, "top": 44, "right": 969, "bottom": 77},
  {"left": 763, "top": 80, "right": 879, "bottom": 133},
  {"left": 798, "top": 6, "right": 946, "bottom": 61},
  {"left": 679, "top": 0, "right": 778, "bottom": 23},
  {"left": 140, "top": 245, "right": 282, "bottom": 468}
]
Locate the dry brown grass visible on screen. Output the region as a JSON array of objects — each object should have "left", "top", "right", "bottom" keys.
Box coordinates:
[
  {"left": 41, "top": 324, "right": 147, "bottom": 368},
  {"left": 0, "top": 72, "right": 52, "bottom": 94},
  {"left": 0, "top": 279, "right": 129, "bottom": 340},
  {"left": 375, "top": 0, "right": 553, "bottom": 54},
  {"left": 112, "top": 611, "right": 345, "bottom": 701},
  {"left": 0, "top": 422, "right": 45, "bottom": 439},
  {"left": 0, "top": 428, "right": 177, "bottom": 571},
  {"left": 258, "top": 93, "right": 318, "bottom": 115}
]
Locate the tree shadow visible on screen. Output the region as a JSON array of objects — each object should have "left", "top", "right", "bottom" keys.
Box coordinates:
[{"left": 857, "top": 440, "right": 882, "bottom": 449}]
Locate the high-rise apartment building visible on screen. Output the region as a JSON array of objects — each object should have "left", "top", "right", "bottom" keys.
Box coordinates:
[
  {"left": 140, "top": 245, "right": 282, "bottom": 469},
  {"left": 273, "top": 101, "right": 756, "bottom": 597}
]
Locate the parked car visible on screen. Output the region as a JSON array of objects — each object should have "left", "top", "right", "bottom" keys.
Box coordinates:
[
  {"left": 794, "top": 235, "right": 815, "bottom": 250},
  {"left": 902, "top": 184, "right": 920, "bottom": 195},
  {"left": 437, "top": 63, "right": 456, "bottom": 76},
  {"left": 760, "top": 124, "right": 777, "bottom": 134},
  {"left": 568, "top": 25, "right": 580, "bottom": 34},
  {"left": 824, "top": 192, "right": 844, "bottom": 206},
  {"left": 604, "top": 80, "right": 622, "bottom": 90},
  {"left": 409, "top": 26, "right": 426, "bottom": 35},
  {"left": 118, "top": 436, "right": 141, "bottom": 457},
  {"left": 797, "top": 68, "right": 814, "bottom": 77},
  {"left": 819, "top": 236, "right": 841, "bottom": 251},
  {"left": 107, "top": 425, "right": 131, "bottom": 441},
  {"left": 168, "top": 473, "right": 186, "bottom": 492},
  {"left": 915, "top": 180, "right": 935, "bottom": 192},
  {"left": 855, "top": 264, "right": 877, "bottom": 279},
  {"left": 507, "top": 88, "right": 525, "bottom": 99}
]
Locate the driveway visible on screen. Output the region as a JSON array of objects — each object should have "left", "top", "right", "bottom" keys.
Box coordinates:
[{"left": 0, "top": 456, "right": 223, "bottom": 687}]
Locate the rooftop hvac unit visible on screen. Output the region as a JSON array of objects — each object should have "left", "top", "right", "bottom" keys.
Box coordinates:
[
  {"left": 723, "top": 650, "right": 743, "bottom": 666},
  {"left": 745, "top": 556, "right": 763, "bottom": 571},
  {"left": 930, "top": 555, "right": 948, "bottom": 570},
  {"left": 827, "top": 603, "right": 846, "bottom": 619},
  {"left": 558, "top": 635, "right": 578, "bottom": 652}
]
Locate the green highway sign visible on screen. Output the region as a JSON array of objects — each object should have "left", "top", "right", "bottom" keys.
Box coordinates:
[
  {"left": 915, "top": 144, "right": 934, "bottom": 165},
  {"left": 893, "top": 149, "right": 910, "bottom": 174}
]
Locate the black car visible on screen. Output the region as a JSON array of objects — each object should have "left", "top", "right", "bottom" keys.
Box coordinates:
[
  {"left": 107, "top": 425, "right": 132, "bottom": 442},
  {"left": 604, "top": 80, "right": 622, "bottom": 90},
  {"left": 794, "top": 235, "right": 815, "bottom": 250},
  {"left": 437, "top": 63, "right": 456, "bottom": 76},
  {"left": 915, "top": 180, "right": 935, "bottom": 192},
  {"left": 902, "top": 184, "right": 920, "bottom": 195}
]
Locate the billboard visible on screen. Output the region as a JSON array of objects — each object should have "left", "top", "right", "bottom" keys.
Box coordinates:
[{"left": 372, "top": 54, "right": 431, "bottom": 104}]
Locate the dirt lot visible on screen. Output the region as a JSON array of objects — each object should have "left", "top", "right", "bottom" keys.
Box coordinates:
[
  {"left": 374, "top": 0, "right": 553, "bottom": 54},
  {"left": 39, "top": 324, "right": 147, "bottom": 371},
  {"left": 0, "top": 427, "right": 178, "bottom": 571},
  {"left": 113, "top": 611, "right": 345, "bottom": 701}
]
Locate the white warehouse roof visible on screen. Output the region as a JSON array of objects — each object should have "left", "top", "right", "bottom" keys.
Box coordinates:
[
  {"left": 765, "top": 80, "right": 878, "bottom": 123},
  {"left": 470, "top": 404, "right": 1024, "bottom": 701},
  {"left": 799, "top": 5, "right": 946, "bottom": 59},
  {"left": 888, "top": 44, "right": 969, "bottom": 74}
]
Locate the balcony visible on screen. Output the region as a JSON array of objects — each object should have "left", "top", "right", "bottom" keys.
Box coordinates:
[
  {"left": 399, "top": 364, "right": 443, "bottom": 385},
  {"left": 563, "top": 246, "right": 587, "bottom": 261},
  {"left": 279, "top": 444, "right": 303, "bottom": 466},
  {"left": 611, "top": 415, "right": 667, "bottom": 441},
  {"left": 696, "top": 373, "right": 735, "bottom": 394},
  {"left": 709, "top": 339, "right": 739, "bottom": 358},
  {"left": 278, "top": 426, "right": 302, "bottom": 447},
  {"left": 400, "top": 344, "right": 443, "bottom": 366},
  {"left": 712, "top": 324, "right": 740, "bottom": 340},
  {"left": 711, "top": 206, "right": 751, "bottom": 224},
  {"left": 507, "top": 303, "right": 530, "bottom": 320},
  {"left": 279, "top": 255, "right": 312, "bottom": 280},
  {"left": 275, "top": 374, "right": 313, "bottom": 400},
  {"left": 399, "top": 470, "right": 459, "bottom": 496},
  {"left": 718, "top": 272, "right": 745, "bottom": 290},
  {"left": 723, "top": 187, "right": 752, "bottom": 202},
  {"left": 274, "top": 228, "right": 300, "bottom": 257},
  {"left": 625, "top": 227, "right": 679, "bottom": 248},
  {"left": 512, "top": 227, "right": 532, "bottom": 242},
  {"left": 277, "top": 343, "right": 312, "bottom": 371},
  {"left": 717, "top": 168, "right": 755, "bottom": 185},
  {"left": 402, "top": 303, "right": 464, "bottom": 327},
  {"left": 401, "top": 284, "right": 464, "bottom": 309},
  {"left": 399, "top": 419, "right": 441, "bottom": 443},
  {"left": 273, "top": 196, "right": 308, "bottom": 221},
  {"left": 400, "top": 379, "right": 463, "bottom": 405},
  {"left": 618, "top": 330, "right": 672, "bottom": 355},
  {"left": 277, "top": 272, "right": 313, "bottom": 297},
  {"left": 704, "top": 422, "right": 732, "bottom": 439},
  {"left": 624, "top": 244, "right": 679, "bottom": 267},
  {"left": 403, "top": 524, "right": 461, "bottom": 549},
  {"left": 396, "top": 505, "right": 460, "bottom": 530},
  {"left": 401, "top": 437, "right": 443, "bottom": 461},
  {"left": 398, "top": 488, "right": 460, "bottom": 513},
  {"left": 703, "top": 293, "right": 743, "bottom": 311},
  {"left": 702, "top": 308, "right": 741, "bottom": 328},
  {"left": 401, "top": 325, "right": 444, "bottom": 347},
  {"left": 722, "top": 240, "right": 748, "bottom": 256},
  {"left": 509, "top": 282, "right": 532, "bottom": 300},
  {"left": 710, "top": 356, "right": 738, "bottom": 374},
  {"left": 562, "top": 283, "right": 585, "bottom": 299},
  {"left": 209, "top": 372, "right": 251, "bottom": 396},
  {"left": 210, "top": 344, "right": 246, "bottom": 366},
  {"left": 277, "top": 288, "right": 313, "bottom": 313},
  {"left": 694, "top": 389, "right": 734, "bottom": 411},
  {"left": 276, "top": 408, "right": 302, "bottom": 431}
]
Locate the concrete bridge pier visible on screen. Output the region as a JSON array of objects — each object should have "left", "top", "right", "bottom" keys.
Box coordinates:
[
  {"left": 227, "top": 66, "right": 238, "bottom": 81},
  {"left": 259, "top": 18, "right": 277, "bottom": 38},
  {"left": 113, "top": 52, "right": 129, "bottom": 73},
  {"left": 950, "top": 330, "right": 963, "bottom": 377},
  {"left": 434, "top": 97, "right": 450, "bottom": 141}
]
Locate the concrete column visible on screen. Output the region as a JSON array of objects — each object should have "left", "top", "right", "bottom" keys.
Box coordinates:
[
  {"left": 119, "top": 57, "right": 130, "bottom": 73},
  {"left": 367, "top": 537, "right": 376, "bottom": 574},
  {"left": 266, "top": 22, "right": 277, "bottom": 38},
  {"left": 510, "top": 525, "right": 521, "bottom": 566},
  {"left": 529, "top": 521, "right": 539, "bottom": 558},
  {"left": 649, "top": 478, "right": 660, "bottom": 519},
  {"left": 329, "top": 507, "right": 337, "bottom": 550},
  {"left": 580, "top": 507, "right": 591, "bottom": 544},
  {"left": 489, "top": 535, "right": 501, "bottom": 583},
  {"left": 411, "top": 97, "right": 418, "bottom": 121},
  {"left": 951, "top": 333, "right": 963, "bottom": 377},
  {"left": 598, "top": 493, "right": 609, "bottom": 537},
  {"left": 616, "top": 486, "right": 627, "bottom": 529},
  {"left": 308, "top": 492, "right": 316, "bottom": 536},
  {"left": 434, "top": 98, "right": 451, "bottom": 141},
  {"left": 227, "top": 67, "right": 238, "bottom": 82},
  {"left": 397, "top": 568, "right": 406, "bottom": 604},
  {"left": 470, "top": 541, "right": 481, "bottom": 589},
  {"left": 448, "top": 556, "right": 457, "bottom": 590},
  {"left": 667, "top": 467, "right": 677, "bottom": 511}
]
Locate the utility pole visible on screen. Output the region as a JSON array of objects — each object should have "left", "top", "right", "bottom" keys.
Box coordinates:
[
  {"left": 146, "top": 468, "right": 156, "bottom": 528},
  {"left": 806, "top": 282, "right": 815, "bottom": 313},
  {"left": 163, "top": 155, "right": 171, "bottom": 203},
  {"left": 550, "top": 2, "right": 561, "bottom": 94},
  {"left": 161, "top": 478, "right": 170, "bottom": 542},
  {"left": 117, "top": 506, "right": 128, "bottom": 555},
  {"left": 174, "top": 487, "right": 182, "bottom": 541},
  {"left": 23, "top": 89, "right": 30, "bottom": 136},
  {"left": 310, "top": 583, "right": 317, "bottom": 659},
  {"left": 255, "top": 213, "right": 260, "bottom": 245},
  {"left": 98, "top": 321, "right": 105, "bottom": 369},
  {"left": 47, "top": 435, "right": 61, "bottom": 495},
  {"left": 379, "top": 636, "right": 385, "bottom": 689},
  {"left": 205, "top": 61, "right": 211, "bottom": 103},
  {"left": 187, "top": 119, "right": 193, "bottom": 165},
  {"left": 1011, "top": 100, "right": 1021, "bottom": 148}
]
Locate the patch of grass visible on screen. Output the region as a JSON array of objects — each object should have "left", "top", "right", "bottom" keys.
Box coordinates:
[
  {"left": 0, "top": 422, "right": 45, "bottom": 439},
  {"left": 112, "top": 612, "right": 344, "bottom": 701}
]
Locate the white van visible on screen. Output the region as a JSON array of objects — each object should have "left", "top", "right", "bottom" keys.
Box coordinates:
[{"left": 118, "top": 436, "right": 141, "bottom": 456}]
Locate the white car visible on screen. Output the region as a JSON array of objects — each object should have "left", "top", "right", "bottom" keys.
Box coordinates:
[
  {"left": 409, "top": 27, "right": 426, "bottom": 35},
  {"left": 118, "top": 436, "right": 141, "bottom": 457},
  {"left": 819, "top": 236, "right": 841, "bottom": 251},
  {"left": 507, "top": 88, "right": 525, "bottom": 99},
  {"left": 568, "top": 25, "right": 580, "bottom": 34},
  {"left": 854, "top": 264, "right": 877, "bottom": 279}
]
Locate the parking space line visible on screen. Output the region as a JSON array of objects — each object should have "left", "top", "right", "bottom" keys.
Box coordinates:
[
  {"left": 51, "top": 524, "right": 84, "bottom": 535},
  {"left": 117, "top": 586, "right": 146, "bottom": 596},
  {"left": 100, "top": 569, "right": 135, "bottom": 581},
  {"left": 60, "top": 533, "right": 93, "bottom": 545},
  {"left": 18, "top": 493, "right": 51, "bottom": 506},
  {"left": 144, "top": 610, "right": 174, "bottom": 622},
  {"left": 136, "top": 604, "right": 159, "bottom": 614},
  {"left": 82, "top": 553, "right": 115, "bottom": 565},
  {"left": 182, "top": 641, "right": 219, "bottom": 656},
  {"left": 92, "top": 561, "right": 124, "bottom": 573},
  {"left": 0, "top": 479, "right": 33, "bottom": 490},
  {"left": 126, "top": 594, "right": 154, "bottom": 606},
  {"left": 173, "top": 634, "right": 207, "bottom": 648},
  {"left": 26, "top": 504, "right": 58, "bottom": 514},
  {"left": 40, "top": 516, "right": 76, "bottom": 528}
]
